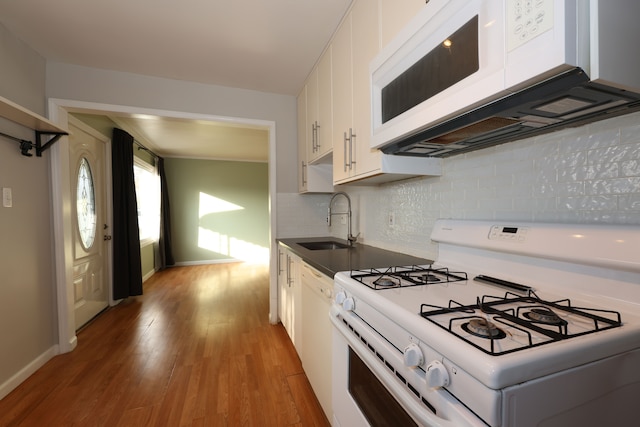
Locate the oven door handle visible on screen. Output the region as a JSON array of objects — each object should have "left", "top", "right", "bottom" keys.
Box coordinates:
[{"left": 330, "top": 307, "right": 468, "bottom": 427}]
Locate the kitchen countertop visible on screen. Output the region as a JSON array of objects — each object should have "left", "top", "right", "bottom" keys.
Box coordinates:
[{"left": 278, "top": 237, "right": 433, "bottom": 278}]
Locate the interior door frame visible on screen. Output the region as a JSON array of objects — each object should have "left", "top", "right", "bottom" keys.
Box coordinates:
[{"left": 48, "top": 98, "right": 278, "bottom": 354}]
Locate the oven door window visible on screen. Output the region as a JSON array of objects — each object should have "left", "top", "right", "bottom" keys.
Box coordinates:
[{"left": 348, "top": 347, "right": 417, "bottom": 427}]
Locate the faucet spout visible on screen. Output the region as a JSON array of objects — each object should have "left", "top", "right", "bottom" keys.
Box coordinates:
[{"left": 328, "top": 192, "right": 358, "bottom": 246}]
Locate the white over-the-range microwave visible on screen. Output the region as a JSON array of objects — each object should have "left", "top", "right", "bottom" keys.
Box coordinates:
[{"left": 370, "top": 0, "right": 640, "bottom": 158}]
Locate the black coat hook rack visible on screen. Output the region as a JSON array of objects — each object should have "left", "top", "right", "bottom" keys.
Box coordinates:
[
  {"left": 0, "top": 95, "right": 69, "bottom": 157},
  {"left": 0, "top": 129, "right": 67, "bottom": 157}
]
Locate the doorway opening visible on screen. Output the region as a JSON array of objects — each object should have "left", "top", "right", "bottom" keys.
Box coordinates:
[{"left": 48, "top": 99, "right": 278, "bottom": 354}]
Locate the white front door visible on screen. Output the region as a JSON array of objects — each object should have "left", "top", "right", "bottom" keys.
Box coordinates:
[{"left": 69, "top": 119, "right": 110, "bottom": 330}]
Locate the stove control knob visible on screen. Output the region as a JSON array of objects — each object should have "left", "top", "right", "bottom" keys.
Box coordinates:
[
  {"left": 425, "top": 360, "right": 450, "bottom": 389},
  {"left": 335, "top": 291, "right": 347, "bottom": 305},
  {"left": 403, "top": 343, "right": 424, "bottom": 368},
  {"left": 342, "top": 297, "right": 355, "bottom": 312}
]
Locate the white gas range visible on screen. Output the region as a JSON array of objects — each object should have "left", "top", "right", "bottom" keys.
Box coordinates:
[{"left": 330, "top": 219, "right": 640, "bottom": 427}]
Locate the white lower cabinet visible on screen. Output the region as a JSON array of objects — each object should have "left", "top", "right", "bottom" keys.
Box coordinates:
[
  {"left": 278, "top": 245, "right": 302, "bottom": 354},
  {"left": 300, "top": 262, "right": 334, "bottom": 421}
]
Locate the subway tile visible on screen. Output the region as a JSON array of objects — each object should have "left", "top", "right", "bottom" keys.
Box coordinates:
[
  {"left": 587, "top": 177, "right": 640, "bottom": 195},
  {"left": 558, "top": 195, "right": 617, "bottom": 211},
  {"left": 619, "top": 194, "right": 640, "bottom": 211},
  {"left": 621, "top": 160, "right": 640, "bottom": 177}
]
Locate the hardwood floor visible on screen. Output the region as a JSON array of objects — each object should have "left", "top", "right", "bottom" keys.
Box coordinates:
[{"left": 0, "top": 264, "right": 330, "bottom": 427}]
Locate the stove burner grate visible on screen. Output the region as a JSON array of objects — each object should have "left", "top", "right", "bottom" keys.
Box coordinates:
[
  {"left": 350, "top": 265, "right": 467, "bottom": 290},
  {"left": 420, "top": 293, "right": 623, "bottom": 356}
]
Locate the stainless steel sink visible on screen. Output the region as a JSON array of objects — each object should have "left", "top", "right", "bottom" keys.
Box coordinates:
[{"left": 298, "top": 241, "right": 350, "bottom": 250}]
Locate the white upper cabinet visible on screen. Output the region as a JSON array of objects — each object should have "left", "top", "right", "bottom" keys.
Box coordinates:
[
  {"left": 333, "top": 0, "right": 440, "bottom": 185},
  {"left": 297, "top": 84, "right": 334, "bottom": 193},
  {"left": 380, "top": 0, "right": 425, "bottom": 49},
  {"left": 307, "top": 49, "right": 333, "bottom": 164},
  {"left": 331, "top": 13, "right": 354, "bottom": 183},
  {"left": 349, "top": 0, "right": 385, "bottom": 179},
  {"left": 296, "top": 0, "right": 439, "bottom": 189}
]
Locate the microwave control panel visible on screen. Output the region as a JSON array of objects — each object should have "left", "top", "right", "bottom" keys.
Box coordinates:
[{"left": 506, "top": 0, "right": 554, "bottom": 51}]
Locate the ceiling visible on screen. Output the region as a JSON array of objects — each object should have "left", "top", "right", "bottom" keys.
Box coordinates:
[
  {"left": 73, "top": 112, "right": 271, "bottom": 162},
  {"left": 0, "top": 0, "right": 352, "bottom": 160}
]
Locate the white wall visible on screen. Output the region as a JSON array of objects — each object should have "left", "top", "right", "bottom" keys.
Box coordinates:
[
  {"left": 45, "top": 62, "right": 299, "bottom": 194},
  {"left": 0, "top": 23, "right": 57, "bottom": 397}
]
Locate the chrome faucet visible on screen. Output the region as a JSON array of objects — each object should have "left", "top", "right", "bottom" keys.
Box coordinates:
[{"left": 327, "top": 191, "right": 358, "bottom": 246}]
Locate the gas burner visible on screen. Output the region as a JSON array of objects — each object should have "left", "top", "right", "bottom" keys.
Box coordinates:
[
  {"left": 417, "top": 273, "right": 441, "bottom": 283},
  {"left": 524, "top": 307, "right": 566, "bottom": 325},
  {"left": 463, "top": 318, "right": 507, "bottom": 339},
  {"left": 374, "top": 276, "right": 399, "bottom": 287}
]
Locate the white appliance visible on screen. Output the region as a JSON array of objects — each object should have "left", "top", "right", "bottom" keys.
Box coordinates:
[
  {"left": 370, "top": 0, "right": 640, "bottom": 157},
  {"left": 300, "top": 262, "right": 334, "bottom": 420},
  {"left": 331, "top": 219, "right": 640, "bottom": 426}
]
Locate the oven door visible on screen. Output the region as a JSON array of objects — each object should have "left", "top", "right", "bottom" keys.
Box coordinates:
[
  {"left": 332, "top": 329, "right": 418, "bottom": 427},
  {"left": 330, "top": 307, "right": 486, "bottom": 427}
]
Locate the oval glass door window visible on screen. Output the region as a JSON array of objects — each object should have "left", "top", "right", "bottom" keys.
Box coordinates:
[{"left": 77, "top": 157, "right": 97, "bottom": 249}]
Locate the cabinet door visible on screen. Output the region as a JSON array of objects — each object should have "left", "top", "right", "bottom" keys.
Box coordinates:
[
  {"left": 380, "top": 0, "right": 425, "bottom": 49},
  {"left": 314, "top": 48, "right": 333, "bottom": 161},
  {"left": 288, "top": 251, "right": 303, "bottom": 354},
  {"left": 351, "top": 0, "right": 382, "bottom": 178},
  {"left": 306, "top": 68, "right": 319, "bottom": 161},
  {"left": 297, "top": 87, "right": 309, "bottom": 192},
  {"left": 297, "top": 84, "right": 334, "bottom": 193},
  {"left": 277, "top": 246, "right": 290, "bottom": 334},
  {"left": 332, "top": 14, "right": 353, "bottom": 182}
]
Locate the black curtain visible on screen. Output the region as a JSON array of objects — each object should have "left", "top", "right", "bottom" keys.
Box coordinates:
[
  {"left": 157, "top": 157, "right": 175, "bottom": 268},
  {"left": 112, "top": 128, "right": 143, "bottom": 299}
]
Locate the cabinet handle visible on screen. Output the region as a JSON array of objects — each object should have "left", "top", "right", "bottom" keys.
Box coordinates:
[
  {"left": 301, "top": 161, "right": 307, "bottom": 186},
  {"left": 349, "top": 128, "right": 356, "bottom": 170},
  {"left": 315, "top": 121, "right": 321, "bottom": 152},
  {"left": 311, "top": 122, "right": 316, "bottom": 153},
  {"left": 343, "top": 131, "right": 349, "bottom": 172},
  {"left": 287, "top": 255, "right": 293, "bottom": 287},
  {"left": 344, "top": 128, "right": 356, "bottom": 172},
  {"left": 278, "top": 251, "right": 283, "bottom": 275}
]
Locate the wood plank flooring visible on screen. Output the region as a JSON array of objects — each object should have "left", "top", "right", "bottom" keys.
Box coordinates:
[{"left": 0, "top": 264, "right": 330, "bottom": 427}]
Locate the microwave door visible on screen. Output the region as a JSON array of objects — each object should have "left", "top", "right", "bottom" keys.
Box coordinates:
[{"left": 371, "top": 0, "right": 506, "bottom": 151}]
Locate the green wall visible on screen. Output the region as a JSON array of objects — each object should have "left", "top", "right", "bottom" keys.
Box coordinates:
[{"left": 164, "top": 158, "right": 269, "bottom": 263}]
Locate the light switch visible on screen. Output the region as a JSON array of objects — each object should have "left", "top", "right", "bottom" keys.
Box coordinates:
[{"left": 2, "top": 187, "right": 12, "bottom": 208}]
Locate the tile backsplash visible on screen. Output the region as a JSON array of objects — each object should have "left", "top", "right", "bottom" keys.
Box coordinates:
[{"left": 279, "top": 110, "right": 640, "bottom": 260}]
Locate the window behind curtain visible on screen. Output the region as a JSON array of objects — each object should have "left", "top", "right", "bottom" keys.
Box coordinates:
[{"left": 133, "top": 157, "right": 160, "bottom": 245}]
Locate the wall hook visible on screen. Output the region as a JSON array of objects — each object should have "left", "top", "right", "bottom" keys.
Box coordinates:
[
  {"left": 20, "top": 140, "right": 33, "bottom": 157},
  {"left": 0, "top": 130, "right": 34, "bottom": 157}
]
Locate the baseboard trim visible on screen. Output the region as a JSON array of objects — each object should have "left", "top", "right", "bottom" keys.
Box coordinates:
[
  {"left": 0, "top": 345, "right": 58, "bottom": 400},
  {"left": 142, "top": 268, "right": 156, "bottom": 282},
  {"left": 173, "top": 259, "right": 242, "bottom": 267}
]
